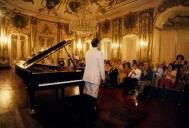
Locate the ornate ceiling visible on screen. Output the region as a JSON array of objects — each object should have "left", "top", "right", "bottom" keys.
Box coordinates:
[{"left": 0, "top": 0, "right": 161, "bottom": 22}]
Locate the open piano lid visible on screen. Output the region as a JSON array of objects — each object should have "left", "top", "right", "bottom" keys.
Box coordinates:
[{"left": 17, "top": 40, "right": 71, "bottom": 69}]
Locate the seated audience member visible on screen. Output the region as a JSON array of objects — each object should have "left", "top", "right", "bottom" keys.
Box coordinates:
[
  {"left": 154, "top": 63, "right": 164, "bottom": 87},
  {"left": 180, "top": 61, "right": 189, "bottom": 81},
  {"left": 162, "top": 61, "right": 168, "bottom": 71},
  {"left": 141, "top": 62, "right": 153, "bottom": 81},
  {"left": 117, "top": 63, "right": 125, "bottom": 85},
  {"left": 118, "top": 62, "right": 131, "bottom": 84},
  {"left": 159, "top": 64, "right": 177, "bottom": 88},
  {"left": 79, "top": 59, "right": 85, "bottom": 68},
  {"left": 128, "top": 63, "right": 142, "bottom": 80},
  {"left": 58, "top": 58, "right": 65, "bottom": 69},
  {"left": 122, "top": 62, "right": 131, "bottom": 76},
  {"left": 139, "top": 62, "right": 144, "bottom": 70},
  {"left": 138, "top": 62, "right": 153, "bottom": 95},
  {"left": 132, "top": 60, "right": 137, "bottom": 65},
  {"left": 122, "top": 60, "right": 127, "bottom": 65},
  {"left": 105, "top": 61, "right": 111, "bottom": 74},
  {"left": 122, "top": 63, "right": 142, "bottom": 95},
  {"left": 105, "top": 61, "right": 119, "bottom": 87},
  {"left": 76, "top": 60, "right": 81, "bottom": 68},
  {"left": 174, "top": 55, "right": 185, "bottom": 84}
]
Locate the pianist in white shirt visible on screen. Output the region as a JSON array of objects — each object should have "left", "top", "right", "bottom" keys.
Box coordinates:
[{"left": 83, "top": 38, "right": 105, "bottom": 110}]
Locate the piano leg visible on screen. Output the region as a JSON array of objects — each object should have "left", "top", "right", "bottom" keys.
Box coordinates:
[
  {"left": 79, "top": 82, "right": 84, "bottom": 95},
  {"left": 28, "top": 89, "right": 37, "bottom": 114},
  {"left": 62, "top": 87, "right": 65, "bottom": 98}
]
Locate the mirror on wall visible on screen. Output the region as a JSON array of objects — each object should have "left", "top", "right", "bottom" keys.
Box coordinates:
[{"left": 122, "top": 34, "right": 139, "bottom": 62}]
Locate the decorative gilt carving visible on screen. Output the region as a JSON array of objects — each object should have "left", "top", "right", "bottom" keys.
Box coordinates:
[
  {"left": 163, "top": 15, "right": 189, "bottom": 29},
  {"left": 7, "top": 13, "right": 30, "bottom": 35},
  {"left": 41, "top": 24, "right": 53, "bottom": 35},
  {"left": 158, "top": 0, "right": 189, "bottom": 13},
  {"left": 21, "top": 0, "right": 34, "bottom": 4},
  {"left": 12, "top": 13, "right": 29, "bottom": 29},
  {"left": 138, "top": 8, "right": 154, "bottom": 61},
  {"left": 31, "top": 17, "right": 37, "bottom": 24},
  {"left": 101, "top": 19, "right": 110, "bottom": 34},
  {"left": 124, "top": 12, "right": 138, "bottom": 29},
  {"left": 68, "top": 1, "right": 80, "bottom": 13},
  {"left": 99, "top": 20, "right": 111, "bottom": 39},
  {"left": 58, "top": 23, "right": 72, "bottom": 35}
]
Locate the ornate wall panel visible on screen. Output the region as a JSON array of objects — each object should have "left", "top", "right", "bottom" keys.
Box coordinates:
[
  {"left": 0, "top": 17, "right": 9, "bottom": 67},
  {"left": 99, "top": 19, "right": 112, "bottom": 39},
  {"left": 57, "top": 23, "right": 74, "bottom": 65},
  {"left": 111, "top": 18, "right": 122, "bottom": 59},
  {"left": 35, "top": 20, "right": 58, "bottom": 65},
  {"left": 122, "top": 12, "right": 139, "bottom": 36},
  {"left": 138, "top": 8, "right": 153, "bottom": 61}
]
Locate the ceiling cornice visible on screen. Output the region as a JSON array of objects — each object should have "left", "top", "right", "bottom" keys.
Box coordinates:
[
  {"left": 98, "top": 0, "right": 162, "bottom": 22},
  {"left": 1, "top": 0, "right": 163, "bottom": 23},
  {"left": 1, "top": 0, "right": 70, "bottom": 23}
]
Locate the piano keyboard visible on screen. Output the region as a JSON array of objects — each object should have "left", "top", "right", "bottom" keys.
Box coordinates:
[{"left": 38, "top": 79, "right": 83, "bottom": 87}]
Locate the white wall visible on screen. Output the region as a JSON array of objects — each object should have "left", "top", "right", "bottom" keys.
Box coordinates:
[{"left": 158, "top": 28, "right": 189, "bottom": 63}]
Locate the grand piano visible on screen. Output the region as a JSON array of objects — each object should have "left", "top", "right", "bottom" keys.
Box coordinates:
[{"left": 15, "top": 40, "right": 84, "bottom": 113}]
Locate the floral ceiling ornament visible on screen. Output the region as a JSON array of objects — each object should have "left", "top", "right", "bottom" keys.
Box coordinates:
[
  {"left": 39, "top": 0, "right": 63, "bottom": 15},
  {"left": 68, "top": 1, "right": 80, "bottom": 13},
  {"left": 46, "top": 0, "right": 60, "bottom": 10}
]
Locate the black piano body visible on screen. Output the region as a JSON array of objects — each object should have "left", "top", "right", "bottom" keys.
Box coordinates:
[{"left": 15, "top": 41, "right": 84, "bottom": 113}]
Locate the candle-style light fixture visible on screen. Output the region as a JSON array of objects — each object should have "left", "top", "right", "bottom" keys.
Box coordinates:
[{"left": 140, "top": 40, "right": 148, "bottom": 48}]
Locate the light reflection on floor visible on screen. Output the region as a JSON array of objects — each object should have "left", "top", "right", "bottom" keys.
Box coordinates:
[{"left": 0, "top": 88, "right": 14, "bottom": 113}]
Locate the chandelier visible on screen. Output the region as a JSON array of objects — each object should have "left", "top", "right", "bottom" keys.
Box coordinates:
[
  {"left": 70, "top": 13, "right": 97, "bottom": 36},
  {"left": 69, "top": 0, "right": 98, "bottom": 36}
]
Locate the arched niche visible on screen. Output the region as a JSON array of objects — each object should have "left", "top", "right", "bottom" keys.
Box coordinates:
[
  {"left": 153, "top": 6, "right": 189, "bottom": 63},
  {"left": 10, "top": 33, "right": 29, "bottom": 67},
  {"left": 101, "top": 38, "right": 111, "bottom": 60},
  {"left": 122, "top": 34, "right": 139, "bottom": 62}
]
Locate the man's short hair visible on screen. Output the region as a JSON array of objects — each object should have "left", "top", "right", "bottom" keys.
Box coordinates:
[{"left": 91, "top": 38, "right": 99, "bottom": 47}]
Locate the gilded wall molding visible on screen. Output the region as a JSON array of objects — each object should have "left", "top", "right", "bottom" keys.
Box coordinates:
[
  {"left": 158, "top": 0, "right": 189, "bottom": 13},
  {"left": 163, "top": 15, "right": 189, "bottom": 29}
]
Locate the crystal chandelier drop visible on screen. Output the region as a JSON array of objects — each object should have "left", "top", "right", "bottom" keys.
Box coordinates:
[{"left": 69, "top": 1, "right": 98, "bottom": 36}]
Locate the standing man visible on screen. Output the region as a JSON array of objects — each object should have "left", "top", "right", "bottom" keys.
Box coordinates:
[{"left": 83, "top": 38, "right": 105, "bottom": 110}]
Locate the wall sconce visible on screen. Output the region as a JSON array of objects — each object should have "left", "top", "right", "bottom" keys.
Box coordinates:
[
  {"left": 0, "top": 35, "right": 8, "bottom": 45},
  {"left": 112, "top": 43, "right": 119, "bottom": 49},
  {"left": 76, "top": 42, "right": 82, "bottom": 50},
  {"left": 140, "top": 40, "right": 148, "bottom": 48},
  {"left": 41, "top": 48, "right": 45, "bottom": 51}
]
